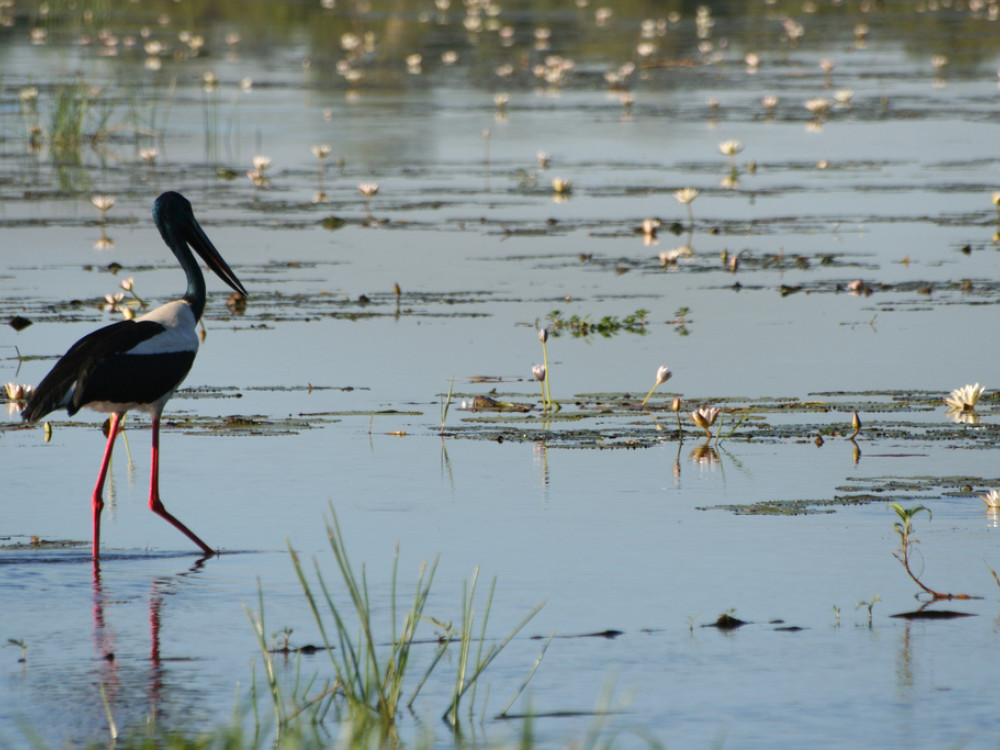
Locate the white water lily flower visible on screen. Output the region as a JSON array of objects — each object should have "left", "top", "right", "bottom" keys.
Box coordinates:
[
  {"left": 980, "top": 490, "right": 1000, "bottom": 508},
  {"left": 551, "top": 177, "right": 572, "bottom": 194},
  {"left": 718, "top": 140, "right": 743, "bottom": 157},
  {"left": 804, "top": 97, "right": 832, "bottom": 116},
  {"left": 91, "top": 195, "right": 115, "bottom": 212},
  {"left": 532, "top": 364, "right": 546, "bottom": 382},
  {"left": 943, "top": 383, "right": 985, "bottom": 411},
  {"left": 4, "top": 383, "right": 33, "bottom": 401},
  {"left": 690, "top": 406, "right": 721, "bottom": 437},
  {"left": 673, "top": 188, "right": 699, "bottom": 205}
]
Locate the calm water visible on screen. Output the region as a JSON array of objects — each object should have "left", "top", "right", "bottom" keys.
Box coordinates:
[{"left": 3, "top": 1, "right": 1000, "bottom": 747}]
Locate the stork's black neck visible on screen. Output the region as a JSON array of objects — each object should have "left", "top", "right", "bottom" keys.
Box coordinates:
[{"left": 153, "top": 192, "right": 207, "bottom": 322}]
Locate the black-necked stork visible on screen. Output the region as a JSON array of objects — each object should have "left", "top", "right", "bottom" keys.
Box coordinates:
[{"left": 21, "top": 191, "right": 247, "bottom": 559}]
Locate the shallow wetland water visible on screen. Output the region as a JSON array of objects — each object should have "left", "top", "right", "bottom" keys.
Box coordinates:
[{"left": 4, "top": 1, "right": 1000, "bottom": 747}]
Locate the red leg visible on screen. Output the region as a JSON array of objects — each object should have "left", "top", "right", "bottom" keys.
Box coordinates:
[
  {"left": 148, "top": 415, "right": 215, "bottom": 556},
  {"left": 91, "top": 413, "right": 123, "bottom": 559}
]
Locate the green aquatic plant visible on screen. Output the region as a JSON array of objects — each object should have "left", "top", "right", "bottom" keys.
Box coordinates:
[
  {"left": 891, "top": 503, "right": 932, "bottom": 595},
  {"left": 668, "top": 307, "right": 691, "bottom": 336},
  {"left": 890, "top": 503, "right": 976, "bottom": 600},
  {"left": 442, "top": 568, "right": 544, "bottom": 728},
  {"left": 545, "top": 309, "right": 649, "bottom": 338},
  {"left": 247, "top": 508, "right": 544, "bottom": 743},
  {"left": 440, "top": 376, "right": 456, "bottom": 435},
  {"left": 49, "top": 83, "right": 89, "bottom": 153},
  {"left": 5, "top": 638, "right": 27, "bottom": 662},
  {"left": 855, "top": 594, "right": 879, "bottom": 626}
]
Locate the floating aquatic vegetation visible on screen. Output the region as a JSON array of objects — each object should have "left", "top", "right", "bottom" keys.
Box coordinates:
[{"left": 545, "top": 309, "right": 649, "bottom": 338}]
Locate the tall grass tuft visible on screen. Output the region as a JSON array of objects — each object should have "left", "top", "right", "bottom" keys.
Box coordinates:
[
  {"left": 247, "top": 506, "right": 544, "bottom": 744},
  {"left": 48, "top": 83, "right": 90, "bottom": 156}
]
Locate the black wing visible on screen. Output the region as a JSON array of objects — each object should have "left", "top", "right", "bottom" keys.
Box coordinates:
[{"left": 22, "top": 320, "right": 167, "bottom": 423}]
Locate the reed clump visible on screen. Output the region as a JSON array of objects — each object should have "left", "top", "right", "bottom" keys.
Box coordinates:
[{"left": 246, "top": 507, "right": 544, "bottom": 745}]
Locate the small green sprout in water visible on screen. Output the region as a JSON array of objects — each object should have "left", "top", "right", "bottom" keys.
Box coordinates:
[
  {"left": 855, "top": 595, "right": 879, "bottom": 626},
  {"left": 640, "top": 365, "right": 671, "bottom": 408},
  {"left": 668, "top": 306, "right": 691, "bottom": 336},
  {"left": 690, "top": 406, "right": 720, "bottom": 439},
  {"left": 832, "top": 605, "right": 841, "bottom": 626},
  {"left": 5, "top": 638, "right": 27, "bottom": 662},
  {"left": 270, "top": 627, "right": 293, "bottom": 652},
  {"left": 440, "top": 376, "right": 455, "bottom": 435}
]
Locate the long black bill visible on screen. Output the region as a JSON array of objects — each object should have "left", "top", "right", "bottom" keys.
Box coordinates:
[{"left": 187, "top": 217, "right": 248, "bottom": 298}]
